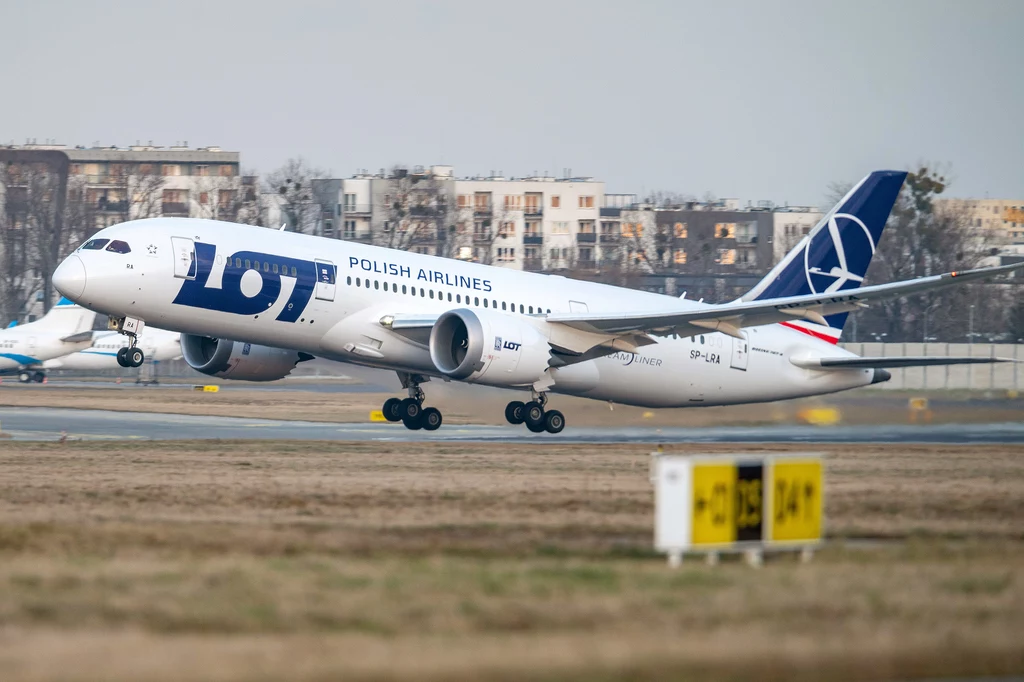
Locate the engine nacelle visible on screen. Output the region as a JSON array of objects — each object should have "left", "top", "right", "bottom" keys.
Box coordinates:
[
  {"left": 429, "top": 308, "right": 550, "bottom": 387},
  {"left": 180, "top": 334, "right": 312, "bottom": 382}
]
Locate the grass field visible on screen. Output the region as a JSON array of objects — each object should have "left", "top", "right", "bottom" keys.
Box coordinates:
[{"left": 0, "top": 440, "right": 1021, "bottom": 681}]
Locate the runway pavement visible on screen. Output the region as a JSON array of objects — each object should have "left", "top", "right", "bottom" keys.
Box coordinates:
[{"left": 2, "top": 406, "right": 1023, "bottom": 443}]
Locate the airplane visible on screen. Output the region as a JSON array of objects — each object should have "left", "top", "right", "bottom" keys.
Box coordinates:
[
  {"left": 0, "top": 298, "right": 98, "bottom": 382},
  {"left": 51, "top": 170, "right": 1022, "bottom": 433},
  {"left": 43, "top": 327, "right": 181, "bottom": 373}
]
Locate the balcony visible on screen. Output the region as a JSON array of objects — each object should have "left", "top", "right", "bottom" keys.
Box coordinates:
[
  {"left": 524, "top": 205, "right": 543, "bottom": 217},
  {"left": 161, "top": 202, "right": 189, "bottom": 215},
  {"left": 342, "top": 232, "right": 374, "bottom": 243},
  {"left": 576, "top": 232, "right": 596, "bottom": 243},
  {"left": 523, "top": 258, "right": 544, "bottom": 271},
  {"left": 342, "top": 204, "right": 371, "bottom": 214},
  {"left": 576, "top": 259, "right": 598, "bottom": 270},
  {"left": 473, "top": 231, "right": 493, "bottom": 244},
  {"left": 473, "top": 203, "right": 492, "bottom": 215},
  {"left": 96, "top": 200, "right": 128, "bottom": 213},
  {"left": 599, "top": 233, "right": 619, "bottom": 243},
  {"left": 523, "top": 233, "right": 543, "bottom": 245}
]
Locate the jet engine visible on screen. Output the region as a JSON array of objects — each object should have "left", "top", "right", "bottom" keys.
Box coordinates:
[
  {"left": 429, "top": 308, "right": 550, "bottom": 387},
  {"left": 180, "top": 334, "right": 313, "bottom": 382}
]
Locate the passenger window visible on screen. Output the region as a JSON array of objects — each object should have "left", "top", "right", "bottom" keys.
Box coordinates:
[
  {"left": 457, "top": 294, "right": 461, "bottom": 303},
  {"left": 529, "top": 306, "right": 534, "bottom": 314},
  {"left": 493, "top": 300, "right": 497, "bottom": 309},
  {"left": 374, "top": 280, "right": 379, "bottom": 290},
  {"left": 420, "top": 288, "right": 425, "bottom": 296},
  {"left": 366, "top": 279, "right": 371, "bottom": 288},
  {"left": 502, "top": 302, "right": 506, "bottom": 310},
  {"left": 290, "top": 266, "right": 297, "bottom": 277},
  {"left": 253, "top": 260, "right": 260, "bottom": 270},
  {"left": 700, "top": 335, "right": 705, "bottom": 344},
  {"left": 383, "top": 282, "right": 388, "bottom": 291},
  {"left": 105, "top": 240, "right": 131, "bottom": 254},
  {"left": 81, "top": 238, "right": 109, "bottom": 250},
  {"left": 447, "top": 293, "right": 452, "bottom": 302},
  {"left": 347, "top": 276, "right": 352, "bottom": 285},
  {"left": 411, "top": 287, "right": 416, "bottom": 296},
  {"left": 235, "top": 258, "right": 241, "bottom": 268},
  {"left": 483, "top": 298, "right": 488, "bottom": 307},
  {"left": 474, "top": 297, "right": 480, "bottom": 306},
  {"left": 272, "top": 264, "right": 279, "bottom": 274},
  {"left": 519, "top": 304, "right": 524, "bottom": 313},
  {"left": 245, "top": 259, "right": 251, "bottom": 269},
  {"left": 429, "top": 290, "right": 434, "bottom": 299},
  {"left": 356, "top": 277, "right": 361, "bottom": 287},
  {"left": 402, "top": 285, "right": 407, "bottom": 294}
]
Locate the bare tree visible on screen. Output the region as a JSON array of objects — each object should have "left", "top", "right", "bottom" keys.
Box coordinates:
[
  {"left": 265, "top": 158, "right": 328, "bottom": 234},
  {"left": 374, "top": 168, "right": 455, "bottom": 253},
  {"left": 0, "top": 185, "right": 33, "bottom": 324}
]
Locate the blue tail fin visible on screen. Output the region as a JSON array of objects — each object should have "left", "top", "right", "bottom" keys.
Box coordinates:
[{"left": 741, "top": 170, "right": 907, "bottom": 342}]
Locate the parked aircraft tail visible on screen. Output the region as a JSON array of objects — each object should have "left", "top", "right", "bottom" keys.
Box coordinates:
[
  {"left": 31, "top": 297, "right": 98, "bottom": 336},
  {"left": 740, "top": 170, "right": 907, "bottom": 343}
]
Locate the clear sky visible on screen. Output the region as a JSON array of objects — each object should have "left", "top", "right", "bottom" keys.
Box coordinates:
[{"left": 1, "top": 0, "right": 1021, "bottom": 205}]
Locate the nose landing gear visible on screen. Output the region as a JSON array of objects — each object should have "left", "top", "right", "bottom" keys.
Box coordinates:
[
  {"left": 109, "top": 316, "right": 146, "bottom": 368},
  {"left": 381, "top": 373, "right": 443, "bottom": 431},
  {"left": 504, "top": 392, "right": 565, "bottom": 434}
]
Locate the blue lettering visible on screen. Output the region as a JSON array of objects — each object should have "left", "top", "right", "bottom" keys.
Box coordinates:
[
  {"left": 172, "top": 242, "right": 315, "bottom": 323},
  {"left": 433, "top": 270, "right": 444, "bottom": 284},
  {"left": 459, "top": 275, "right": 470, "bottom": 288},
  {"left": 399, "top": 265, "right": 411, "bottom": 278},
  {"left": 472, "top": 277, "right": 481, "bottom": 290},
  {"left": 360, "top": 258, "right": 372, "bottom": 271},
  {"left": 349, "top": 257, "right": 359, "bottom": 268},
  {"left": 417, "top": 269, "right": 428, "bottom": 281},
  {"left": 483, "top": 280, "right": 492, "bottom": 293}
]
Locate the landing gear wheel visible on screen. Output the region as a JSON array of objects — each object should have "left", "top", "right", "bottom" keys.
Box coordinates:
[
  {"left": 402, "top": 414, "right": 423, "bottom": 430},
  {"left": 18, "top": 372, "right": 31, "bottom": 383},
  {"left": 523, "top": 401, "right": 545, "bottom": 428},
  {"left": 505, "top": 400, "right": 525, "bottom": 425},
  {"left": 127, "top": 347, "right": 145, "bottom": 368},
  {"left": 421, "top": 407, "right": 442, "bottom": 431},
  {"left": 398, "top": 398, "right": 421, "bottom": 421},
  {"left": 116, "top": 347, "right": 130, "bottom": 368},
  {"left": 382, "top": 397, "right": 403, "bottom": 422},
  {"left": 543, "top": 409, "right": 565, "bottom": 434},
  {"left": 32, "top": 371, "right": 45, "bottom": 383}
]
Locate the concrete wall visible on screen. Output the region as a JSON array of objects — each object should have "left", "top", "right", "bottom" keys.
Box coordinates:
[{"left": 840, "top": 342, "right": 1024, "bottom": 390}]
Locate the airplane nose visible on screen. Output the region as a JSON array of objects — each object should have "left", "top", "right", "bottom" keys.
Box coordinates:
[{"left": 53, "top": 255, "right": 87, "bottom": 300}]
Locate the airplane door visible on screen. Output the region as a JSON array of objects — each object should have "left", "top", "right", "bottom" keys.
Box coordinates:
[
  {"left": 27, "top": 336, "right": 36, "bottom": 353},
  {"left": 569, "top": 300, "right": 589, "bottom": 313},
  {"left": 314, "top": 260, "right": 336, "bottom": 301},
  {"left": 170, "top": 237, "right": 196, "bottom": 279},
  {"left": 730, "top": 333, "right": 749, "bottom": 371}
]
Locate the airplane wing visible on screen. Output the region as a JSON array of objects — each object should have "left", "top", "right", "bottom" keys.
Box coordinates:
[
  {"left": 545, "top": 261, "right": 1024, "bottom": 338},
  {"left": 791, "top": 355, "right": 1019, "bottom": 370}
]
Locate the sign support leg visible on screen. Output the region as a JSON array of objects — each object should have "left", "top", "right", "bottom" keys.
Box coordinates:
[{"left": 668, "top": 551, "right": 682, "bottom": 569}]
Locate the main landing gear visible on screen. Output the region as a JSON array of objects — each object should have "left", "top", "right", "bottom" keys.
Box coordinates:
[
  {"left": 110, "top": 316, "right": 145, "bottom": 368},
  {"left": 504, "top": 392, "right": 565, "bottom": 434},
  {"left": 381, "top": 374, "right": 442, "bottom": 431}
]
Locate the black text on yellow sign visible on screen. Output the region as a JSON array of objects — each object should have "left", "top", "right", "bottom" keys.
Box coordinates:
[
  {"left": 691, "top": 461, "right": 764, "bottom": 546},
  {"left": 769, "top": 459, "right": 823, "bottom": 543}
]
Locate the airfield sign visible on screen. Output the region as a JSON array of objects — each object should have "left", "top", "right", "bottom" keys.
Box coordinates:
[{"left": 654, "top": 453, "right": 823, "bottom": 563}]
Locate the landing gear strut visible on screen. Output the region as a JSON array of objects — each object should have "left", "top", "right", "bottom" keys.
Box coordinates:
[
  {"left": 110, "top": 316, "right": 145, "bottom": 368},
  {"left": 505, "top": 392, "right": 565, "bottom": 434},
  {"left": 382, "top": 373, "right": 442, "bottom": 431}
]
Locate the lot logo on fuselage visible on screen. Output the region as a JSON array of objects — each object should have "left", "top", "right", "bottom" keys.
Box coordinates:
[{"left": 172, "top": 242, "right": 317, "bottom": 322}]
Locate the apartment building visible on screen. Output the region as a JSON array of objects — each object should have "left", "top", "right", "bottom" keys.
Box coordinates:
[{"left": 936, "top": 198, "right": 1024, "bottom": 245}]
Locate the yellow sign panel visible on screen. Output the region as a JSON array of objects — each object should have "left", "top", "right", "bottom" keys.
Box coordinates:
[
  {"left": 691, "top": 463, "right": 736, "bottom": 545},
  {"left": 769, "top": 460, "right": 823, "bottom": 543}
]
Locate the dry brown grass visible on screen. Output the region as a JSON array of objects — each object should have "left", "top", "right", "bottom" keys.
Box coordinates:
[{"left": 0, "top": 441, "right": 1021, "bottom": 681}]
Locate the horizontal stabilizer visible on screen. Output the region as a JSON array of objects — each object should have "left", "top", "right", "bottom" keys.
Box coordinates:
[
  {"left": 60, "top": 331, "right": 96, "bottom": 343},
  {"left": 791, "top": 355, "right": 1019, "bottom": 370}
]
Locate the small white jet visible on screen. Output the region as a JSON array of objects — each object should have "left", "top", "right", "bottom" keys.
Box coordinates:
[
  {"left": 0, "top": 298, "right": 97, "bottom": 382},
  {"left": 52, "top": 170, "right": 1022, "bottom": 432},
  {"left": 43, "top": 327, "right": 181, "bottom": 372}
]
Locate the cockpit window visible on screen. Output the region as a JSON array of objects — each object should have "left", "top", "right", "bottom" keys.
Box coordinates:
[
  {"left": 105, "top": 240, "right": 132, "bottom": 254},
  {"left": 81, "top": 238, "right": 109, "bottom": 250}
]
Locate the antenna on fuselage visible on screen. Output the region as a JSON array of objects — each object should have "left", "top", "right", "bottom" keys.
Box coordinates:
[
  {"left": 680, "top": 292, "right": 687, "bottom": 299},
  {"left": 279, "top": 223, "right": 287, "bottom": 231}
]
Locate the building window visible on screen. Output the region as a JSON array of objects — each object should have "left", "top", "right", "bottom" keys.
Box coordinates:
[
  {"left": 199, "top": 192, "right": 209, "bottom": 205},
  {"left": 674, "top": 222, "right": 687, "bottom": 238},
  {"left": 716, "top": 248, "right": 736, "bottom": 264},
  {"left": 457, "top": 194, "right": 471, "bottom": 208},
  {"left": 715, "top": 222, "right": 736, "bottom": 238},
  {"left": 162, "top": 164, "right": 181, "bottom": 177},
  {"left": 219, "top": 165, "right": 235, "bottom": 177},
  {"left": 498, "top": 221, "right": 515, "bottom": 237},
  {"left": 578, "top": 220, "right": 595, "bottom": 233},
  {"left": 578, "top": 195, "right": 594, "bottom": 208},
  {"left": 551, "top": 221, "right": 569, "bottom": 234},
  {"left": 503, "top": 195, "right": 522, "bottom": 210},
  {"left": 551, "top": 195, "right": 560, "bottom": 208},
  {"left": 474, "top": 193, "right": 490, "bottom": 210},
  {"left": 622, "top": 223, "right": 643, "bottom": 238},
  {"left": 195, "top": 165, "right": 210, "bottom": 177},
  {"left": 674, "top": 249, "right": 687, "bottom": 264}
]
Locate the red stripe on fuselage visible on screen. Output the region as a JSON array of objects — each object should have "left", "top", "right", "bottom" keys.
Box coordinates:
[{"left": 779, "top": 321, "right": 840, "bottom": 344}]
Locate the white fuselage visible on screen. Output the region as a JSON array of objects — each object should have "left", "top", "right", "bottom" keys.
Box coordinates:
[
  {"left": 44, "top": 329, "right": 181, "bottom": 371},
  {"left": 55, "top": 219, "right": 874, "bottom": 408},
  {"left": 0, "top": 312, "right": 95, "bottom": 372}
]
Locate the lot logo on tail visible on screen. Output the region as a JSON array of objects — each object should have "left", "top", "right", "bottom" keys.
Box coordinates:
[{"left": 803, "top": 212, "right": 877, "bottom": 295}]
